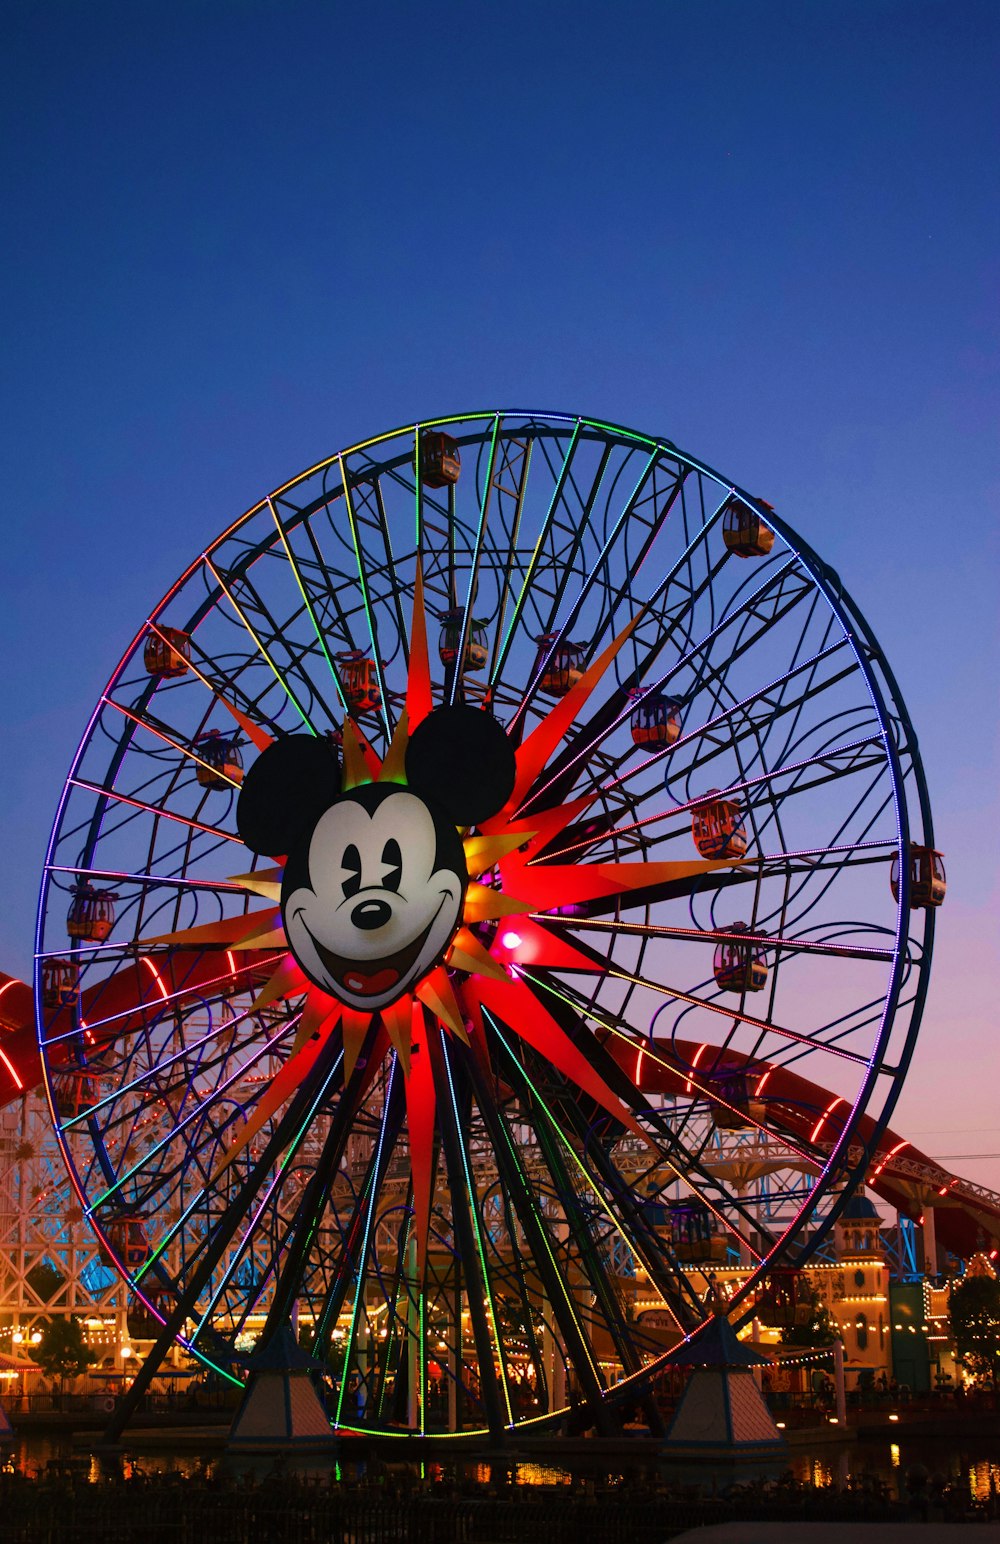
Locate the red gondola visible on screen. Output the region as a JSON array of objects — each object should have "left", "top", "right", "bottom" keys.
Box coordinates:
[
  {"left": 195, "top": 730, "right": 244, "bottom": 790},
  {"left": 628, "top": 688, "right": 683, "bottom": 748},
  {"left": 713, "top": 923, "right": 768, "bottom": 993},
  {"left": 102, "top": 1214, "right": 150, "bottom": 1271},
  {"left": 414, "top": 431, "right": 461, "bottom": 489},
  {"left": 66, "top": 882, "right": 117, "bottom": 943},
  {"left": 51, "top": 1066, "right": 102, "bottom": 1122},
  {"left": 439, "top": 610, "right": 488, "bottom": 672},
  {"left": 534, "top": 634, "right": 585, "bottom": 697},
  {"left": 754, "top": 1267, "right": 811, "bottom": 1329},
  {"left": 691, "top": 790, "right": 748, "bottom": 859},
  {"left": 667, "top": 1198, "right": 728, "bottom": 1264},
  {"left": 336, "top": 650, "right": 382, "bottom": 715},
  {"left": 41, "top": 958, "right": 79, "bottom": 1011},
  {"left": 707, "top": 1068, "right": 763, "bottom": 1131},
  {"left": 143, "top": 626, "right": 191, "bottom": 678},
  {"left": 890, "top": 844, "right": 946, "bottom": 908},
  {"left": 722, "top": 495, "right": 775, "bottom": 558}
]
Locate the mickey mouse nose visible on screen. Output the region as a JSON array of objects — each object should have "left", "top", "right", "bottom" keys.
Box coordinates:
[{"left": 351, "top": 898, "right": 392, "bottom": 931}]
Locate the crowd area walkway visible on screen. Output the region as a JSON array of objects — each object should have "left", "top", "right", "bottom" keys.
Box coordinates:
[{"left": 2, "top": 1460, "right": 999, "bottom": 1544}]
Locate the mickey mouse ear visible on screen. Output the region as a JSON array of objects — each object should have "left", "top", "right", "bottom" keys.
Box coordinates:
[
  {"left": 406, "top": 706, "right": 516, "bottom": 827},
  {"left": 236, "top": 734, "right": 341, "bottom": 856}
]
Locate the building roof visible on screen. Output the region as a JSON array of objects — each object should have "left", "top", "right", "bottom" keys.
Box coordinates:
[{"left": 662, "top": 1313, "right": 773, "bottom": 1369}]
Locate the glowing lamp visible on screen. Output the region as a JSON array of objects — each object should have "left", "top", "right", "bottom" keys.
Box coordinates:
[
  {"left": 501, "top": 930, "right": 522, "bottom": 950},
  {"left": 889, "top": 1413, "right": 899, "bottom": 1422}
]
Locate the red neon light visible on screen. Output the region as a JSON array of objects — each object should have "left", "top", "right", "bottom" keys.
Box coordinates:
[
  {"left": 872, "top": 1137, "right": 908, "bottom": 1178},
  {"left": 140, "top": 956, "right": 170, "bottom": 1001},
  {"left": 0, "top": 979, "right": 18, "bottom": 1006},
  {"left": 685, "top": 1043, "right": 707, "bottom": 1095},
  {"left": 0, "top": 1048, "right": 24, "bottom": 1091},
  {"left": 755, "top": 1066, "right": 774, "bottom": 1097},
  {"left": 810, "top": 1096, "right": 844, "bottom": 1145}
]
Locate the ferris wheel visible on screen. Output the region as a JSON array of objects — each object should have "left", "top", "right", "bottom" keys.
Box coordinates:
[{"left": 36, "top": 410, "right": 941, "bottom": 1439}]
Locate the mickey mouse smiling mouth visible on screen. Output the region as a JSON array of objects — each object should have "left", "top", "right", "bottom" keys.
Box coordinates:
[{"left": 301, "top": 890, "right": 452, "bottom": 1000}]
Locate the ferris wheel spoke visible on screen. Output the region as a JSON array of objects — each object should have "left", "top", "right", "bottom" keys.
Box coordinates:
[
  {"left": 545, "top": 914, "right": 892, "bottom": 963},
  {"left": 68, "top": 777, "right": 242, "bottom": 844},
  {"left": 201, "top": 555, "right": 318, "bottom": 731}
]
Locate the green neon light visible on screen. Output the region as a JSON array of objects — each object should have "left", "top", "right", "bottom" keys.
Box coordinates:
[
  {"left": 418, "top": 1277, "right": 426, "bottom": 1437},
  {"left": 337, "top": 454, "right": 391, "bottom": 742},
  {"left": 203, "top": 555, "right": 315, "bottom": 732},
  {"left": 443, "top": 1047, "right": 514, "bottom": 1426},
  {"left": 579, "top": 417, "right": 660, "bottom": 450},
  {"left": 335, "top": 1056, "right": 396, "bottom": 1427},
  {"left": 267, "top": 497, "right": 348, "bottom": 712}
]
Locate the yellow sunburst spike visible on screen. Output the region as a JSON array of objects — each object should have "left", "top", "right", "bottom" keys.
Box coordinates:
[
  {"left": 447, "top": 927, "right": 508, "bottom": 982},
  {"left": 227, "top": 867, "right": 284, "bottom": 902},
  {"left": 341, "top": 716, "right": 373, "bottom": 791},
  {"left": 416, "top": 967, "right": 469, "bottom": 1042},
  {"left": 142, "top": 908, "right": 276, "bottom": 949},
  {"left": 248, "top": 955, "right": 307, "bottom": 1015},
  {"left": 380, "top": 995, "right": 413, "bottom": 1076},
  {"left": 463, "top": 884, "right": 532, "bottom": 924},
  {"left": 287, "top": 991, "right": 337, "bottom": 1058},
  {"left": 462, "top": 831, "right": 534, "bottom": 880},
  {"left": 377, "top": 708, "right": 409, "bottom": 785}
]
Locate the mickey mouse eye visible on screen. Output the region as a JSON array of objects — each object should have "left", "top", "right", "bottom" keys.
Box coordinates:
[
  {"left": 341, "top": 843, "right": 362, "bottom": 899},
  {"left": 380, "top": 838, "right": 402, "bottom": 893}
]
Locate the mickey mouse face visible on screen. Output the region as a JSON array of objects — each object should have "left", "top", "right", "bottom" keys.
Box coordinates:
[
  {"left": 236, "top": 705, "right": 517, "bottom": 1015},
  {"left": 283, "top": 783, "right": 466, "bottom": 1010}
]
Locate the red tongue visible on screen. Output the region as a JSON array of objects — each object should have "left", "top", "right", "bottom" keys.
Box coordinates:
[{"left": 343, "top": 966, "right": 400, "bottom": 997}]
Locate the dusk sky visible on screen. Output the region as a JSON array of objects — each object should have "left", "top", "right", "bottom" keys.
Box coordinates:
[{"left": 3, "top": 2, "right": 997, "bottom": 1186}]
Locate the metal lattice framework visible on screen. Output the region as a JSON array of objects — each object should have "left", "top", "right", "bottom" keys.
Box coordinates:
[{"left": 35, "top": 410, "right": 937, "bottom": 1440}]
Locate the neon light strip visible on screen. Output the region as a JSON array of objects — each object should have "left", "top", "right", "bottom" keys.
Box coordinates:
[
  {"left": 41, "top": 951, "right": 285, "bottom": 1045},
  {"left": 0, "top": 979, "right": 19, "bottom": 1006},
  {"left": 442, "top": 1043, "right": 515, "bottom": 1425},
  {"left": 810, "top": 1098, "right": 846, "bottom": 1145},
  {"left": 191, "top": 1051, "right": 344, "bottom": 1339},
  {"left": 202, "top": 554, "right": 315, "bottom": 731},
  {"left": 101, "top": 697, "right": 242, "bottom": 789},
  {"left": 492, "top": 420, "right": 581, "bottom": 685},
  {"left": 45, "top": 865, "right": 245, "bottom": 893},
  {"left": 140, "top": 956, "right": 170, "bottom": 1000},
  {"left": 546, "top": 734, "right": 884, "bottom": 861},
  {"left": 450, "top": 413, "right": 500, "bottom": 708},
  {"left": 481, "top": 1014, "right": 610, "bottom": 1383},
  {"left": 544, "top": 915, "right": 892, "bottom": 963},
  {"left": 68, "top": 777, "right": 241, "bottom": 844},
  {"left": 337, "top": 454, "right": 391, "bottom": 742},
  {"left": 267, "top": 497, "right": 347, "bottom": 709},
  {"left": 335, "top": 1056, "right": 396, "bottom": 1427},
  {"left": 87, "top": 1017, "right": 294, "bottom": 1203},
  {"left": 685, "top": 1042, "right": 708, "bottom": 1095},
  {"left": 600, "top": 963, "right": 870, "bottom": 1066},
  {"left": 0, "top": 1049, "right": 23, "bottom": 1090}
]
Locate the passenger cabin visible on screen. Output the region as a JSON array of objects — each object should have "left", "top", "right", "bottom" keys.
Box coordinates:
[
  {"left": 667, "top": 1198, "right": 728, "bottom": 1264},
  {"left": 51, "top": 1067, "right": 102, "bottom": 1122},
  {"left": 628, "top": 687, "right": 683, "bottom": 748},
  {"left": 66, "top": 882, "right": 117, "bottom": 943},
  {"left": 439, "top": 610, "right": 488, "bottom": 672},
  {"left": 195, "top": 730, "right": 244, "bottom": 789},
  {"left": 128, "top": 1283, "right": 169, "bottom": 1338},
  {"left": 890, "top": 844, "right": 946, "bottom": 908},
  {"left": 713, "top": 924, "right": 768, "bottom": 993},
  {"left": 534, "top": 634, "right": 585, "bottom": 697},
  {"left": 707, "top": 1068, "right": 764, "bottom": 1131},
  {"left": 143, "top": 626, "right": 191, "bottom": 678},
  {"left": 691, "top": 790, "right": 748, "bottom": 860},
  {"left": 103, "top": 1214, "right": 150, "bottom": 1272},
  {"left": 415, "top": 430, "right": 461, "bottom": 489},
  {"left": 336, "top": 650, "right": 382, "bottom": 715},
  {"left": 41, "top": 958, "right": 79, "bottom": 1012},
  {"left": 722, "top": 495, "right": 775, "bottom": 558}
]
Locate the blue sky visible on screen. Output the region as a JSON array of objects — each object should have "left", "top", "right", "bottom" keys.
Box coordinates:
[{"left": 2, "top": 0, "right": 997, "bottom": 1179}]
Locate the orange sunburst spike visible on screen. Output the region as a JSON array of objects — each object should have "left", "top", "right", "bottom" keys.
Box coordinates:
[
  {"left": 287, "top": 987, "right": 339, "bottom": 1057},
  {"left": 405, "top": 559, "right": 433, "bottom": 730},
  {"left": 447, "top": 927, "right": 508, "bottom": 982},
  {"left": 405, "top": 1003, "right": 436, "bottom": 1273},
  {"left": 465, "top": 974, "right": 645, "bottom": 1139},
  {"left": 463, "top": 884, "right": 532, "bottom": 923},
  {"left": 341, "top": 1006, "right": 373, "bottom": 1083},
  {"left": 249, "top": 954, "right": 309, "bottom": 1015},
  {"left": 493, "top": 855, "right": 748, "bottom": 911},
  {"left": 214, "top": 691, "right": 274, "bottom": 754},
  {"left": 462, "top": 830, "right": 533, "bottom": 879},
  {"left": 142, "top": 907, "right": 279, "bottom": 950},
  {"left": 502, "top": 794, "right": 599, "bottom": 857},
  {"left": 377, "top": 708, "right": 409, "bottom": 785},
  {"left": 491, "top": 918, "right": 602, "bottom": 974},
  {"left": 498, "top": 611, "right": 645, "bottom": 821},
  {"left": 213, "top": 1005, "right": 341, "bottom": 1179},
  {"left": 416, "top": 966, "right": 468, "bottom": 1042},
  {"left": 380, "top": 994, "right": 414, "bottom": 1075},
  {"left": 341, "top": 718, "right": 374, "bottom": 791},
  {"left": 228, "top": 867, "right": 284, "bottom": 901}
]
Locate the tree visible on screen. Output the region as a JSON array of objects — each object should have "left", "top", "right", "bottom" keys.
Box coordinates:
[
  {"left": 778, "top": 1290, "right": 839, "bottom": 1348},
  {"left": 34, "top": 1316, "right": 96, "bottom": 1402},
  {"left": 949, "top": 1274, "right": 1000, "bottom": 1385}
]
